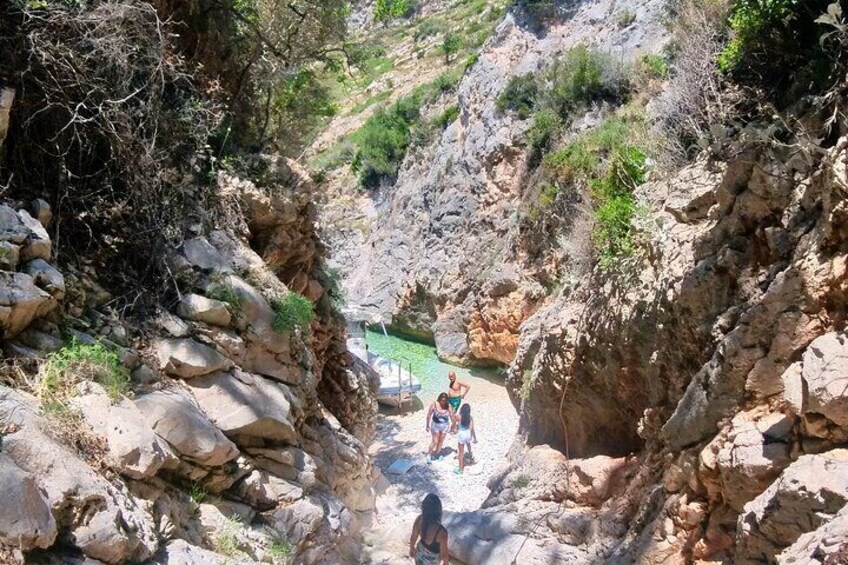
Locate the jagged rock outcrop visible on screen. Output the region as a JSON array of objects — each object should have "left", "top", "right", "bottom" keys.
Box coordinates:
[
  {"left": 490, "top": 134, "right": 848, "bottom": 562},
  {"left": 324, "top": 0, "right": 668, "bottom": 366},
  {"left": 0, "top": 160, "right": 379, "bottom": 564}
]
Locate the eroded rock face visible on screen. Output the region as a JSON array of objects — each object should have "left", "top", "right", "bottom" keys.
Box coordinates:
[
  {"left": 322, "top": 1, "right": 669, "bottom": 367},
  {"left": 155, "top": 337, "right": 233, "bottom": 379},
  {"left": 0, "top": 387, "right": 159, "bottom": 563},
  {"left": 135, "top": 390, "right": 240, "bottom": 467},
  {"left": 736, "top": 450, "right": 848, "bottom": 561},
  {"left": 0, "top": 453, "right": 57, "bottom": 551},
  {"left": 187, "top": 370, "right": 298, "bottom": 444}
]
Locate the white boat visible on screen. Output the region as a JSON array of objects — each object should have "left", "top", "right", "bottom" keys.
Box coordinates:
[{"left": 344, "top": 310, "right": 422, "bottom": 408}]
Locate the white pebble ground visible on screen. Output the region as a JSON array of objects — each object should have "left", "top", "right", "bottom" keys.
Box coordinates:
[{"left": 362, "top": 371, "right": 519, "bottom": 563}]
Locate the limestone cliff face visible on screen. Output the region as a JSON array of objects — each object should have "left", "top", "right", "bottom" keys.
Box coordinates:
[
  {"left": 478, "top": 138, "right": 848, "bottom": 562},
  {"left": 329, "top": 0, "right": 668, "bottom": 366},
  {"left": 0, "top": 158, "right": 379, "bottom": 564}
]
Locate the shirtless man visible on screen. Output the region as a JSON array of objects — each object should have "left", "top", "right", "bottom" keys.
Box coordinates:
[{"left": 447, "top": 371, "right": 469, "bottom": 433}]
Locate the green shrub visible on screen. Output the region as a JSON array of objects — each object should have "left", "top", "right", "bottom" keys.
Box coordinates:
[
  {"left": 441, "top": 31, "right": 462, "bottom": 64},
  {"left": 435, "top": 105, "right": 460, "bottom": 128},
  {"left": 272, "top": 292, "right": 314, "bottom": 333},
  {"left": 617, "top": 8, "right": 636, "bottom": 27},
  {"left": 637, "top": 53, "right": 669, "bottom": 79},
  {"left": 526, "top": 109, "right": 561, "bottom": 163},
  {"left": 374, "top": 0, "right": 415, "bottom": 21},
  {"left": 717, "top": 0, "right": 839, "bottom": 94},
  {"left": 41, "top": 339, "right": 130, "bottom": 402},
  {"left": 213, "top": 517, "right": 243, "bottom": 557},
  {"left": 539, "top": 45, "right": 630, "bottom": 117},
  {"left": 463, "top": 53, "right": 479, "bottom": 71},
  {"left": 414, "top": 18, "right": 448, "bottom": 41},
  {"left": 206, "top": 281, "right": 243, "bottom": 308},
  {"left": 590, "top": 145, "right": 646, "bottom": 265},
  {"left": 434, "top": 70, "right": 462, "bottom": 92},
  {"left": 512, "top": 474, "right": 532, "bottom": 488},
  {"left": 542, "top": 115, "right": 630, "bottom": 182},
  {"left": 351, "top": 87, "right": 437, "bottom": 186},
  {"left": 269, "top": 536, "right": 294, "bottom": 560},
  {"left": 496, "top": 73, "right": 538, "bottom": 119},
  {"left": 352, "top": 107, "right": 412, "bottom": 186}
]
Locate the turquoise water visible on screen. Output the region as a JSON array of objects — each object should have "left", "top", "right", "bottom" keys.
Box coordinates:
[{"left": 366, "top": 329, "right": 505, "bottom": 397}]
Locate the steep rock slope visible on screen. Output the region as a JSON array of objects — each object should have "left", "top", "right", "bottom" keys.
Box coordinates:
[
  {"left": 483, "top": 136, "right": 848, "bottom": 562},
  {"left": 0, "top": 159, "right": 380, "bottom": 564},
  {"left": 326, "top": 0, "right": 667, "bottom": 366}
]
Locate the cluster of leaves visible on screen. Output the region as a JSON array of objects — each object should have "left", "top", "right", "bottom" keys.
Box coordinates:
[
  {"left": 351, "top": 79, "right": 448, "bottom": 186},
  {"left": 272, "top": 292, "right": 314, "bottom": 333},
  {"left": 40, "top": 339, "right": 130, "bottom": 402},
  {"left": 535, "top": 113, "right": 646, "bottom": 265},
  {"left": 375, "top": 0, "right": 415, "bottom": 22},
  {"left": 498, "top": 46, "right": 630, "bottom": 121},
  {"left": 718, "top": 0, "right": 842, "bottom": 95},
  {"left": 435, "top": 105, "right": 461, "bottom": 128}
]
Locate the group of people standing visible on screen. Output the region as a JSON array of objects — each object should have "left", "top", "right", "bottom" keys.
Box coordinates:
[
  {"left": 425, "top": 371, "right": 477, "bottom": 475},
  {"left": 409, "top": 372, "right": 480, "bottom": 564}
]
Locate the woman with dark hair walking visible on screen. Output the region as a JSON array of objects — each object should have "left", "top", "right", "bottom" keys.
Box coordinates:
[
  {"left": 426, "top": 392, "right": 453, "bottom": 461},
  {"left": 454, "top": 403, "right": 477, "bottom": 475},
  {"left": 408, "top": 493, "right": 449, "bottom": 564}
]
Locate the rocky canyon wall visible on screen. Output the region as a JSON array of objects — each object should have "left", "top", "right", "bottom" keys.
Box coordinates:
[
  {"left": 0, "top": 158, "right": 380, "bottom": 564},
  {"left": 329, "top": 0, "right": 668, "bottom": 367}
]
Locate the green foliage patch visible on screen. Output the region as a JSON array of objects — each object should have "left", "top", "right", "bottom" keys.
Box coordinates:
[
  {"left": 41, "top": 339, "right": 130, "bottom": 402},
  {"left": 272, "top": 292, "right": 314, "bottom": 333},
  {"left": 435, "top": 105, "right": 460, "bottom": 128},
  {"left": 497, "top": 73, "right": 538, "bottom": 119},
  {"left": 375, "top": 0, "right": 415, "bottom": 22}
]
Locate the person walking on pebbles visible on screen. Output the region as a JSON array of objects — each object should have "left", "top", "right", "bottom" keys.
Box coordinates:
[
  {"left": 454, "top": 403, "right": 477, "bottom": 475},
  {"left": 426, "top": 393, "right": 452, "bottom": 461},
  {"left": 409, "top": 493, "right": 449, "bottom": 564},
  {"left": 447, "top": 371, "right": 469, "bottom": 432}
]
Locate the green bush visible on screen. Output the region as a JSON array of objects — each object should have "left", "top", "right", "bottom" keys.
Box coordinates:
[
  {"left": 617, "top": 8, "right": 636, "bottom": 27},
  {"left": 441, "top": 31, "right": 462, "bottom": 64},
  {"left": 542, "top": 116, "right": 630, "bottom": 182},
  {"left": 272, "top": 292, "right": 314, "bottom": 333},
  {"left": 496, "top": 73, "right": 538, "bottom": 119},
  {"left": 590, "top": 145, "right": 646, "bottom": 265},
  {"left": 351, "top": 85, "right": 440, "bottom": 186},
  {"left": 539, "top": 45, "right": 630, "bottom": 117},
  {"left": 526, "top": 109, "right": 561, "bottom": 163},
  {"left": 41, "top": 339, "right": 130, "bottom": 402},
  {"left": 637, "top": 53, "right": 669, "bottom": 79},
  {"left": 352, "top": 107, "right": 412, "bottom": 186},
  {"left": 435, "top": 105, "right": 460, "bottom": 128},
  {"left": 414, "top": 18, "right": 448, "bottom": 41},
  {"left": 374, "top": 0, "right": 415, "bottom": 21},
  {"left": 717, "top": 0, "right": 838, "bottom": 93},
  {"left": 434, "top": 70, "right": 462, "bottom": 92}
]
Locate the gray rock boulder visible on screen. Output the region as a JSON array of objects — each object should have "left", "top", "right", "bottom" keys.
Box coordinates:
[
  {"left": 0, "top": 205, "right": 31, "bottom": 244},
  {"left": 777, "top": 504, "right": 848, "bottom": 564},
  {"left": 152, "top": 539, "right": 229, "bottom": 564},
  {"left": 798, "top": 332, "right": 848, "bottom": 427},
  {"left": 73, "top": 386, "right": 168, "bottom": 479},
  {"left": 0, "top": 271, "right": 54, "bottom": 337},
  {"left": 181, "top": 237, "right": 232, "bottom": 273},
  {"left": 699, "top": 410, "right": 792, "bottom": 512},
  {"left": 17, "top": 209, "right": 51, "bottom": 261},
  {"left": 0, "top": 386, "right": 159, "bottom": 562},
  {"left": 444, "top": 510, "right": 585, "bottom": 564},
  {"left": 736, "top": 449, "right": 848, "bottom": 561},
  {"left": 0, "top": 453, "right": 57, "bottom": 550},
  {"left": 177, "top": 294, "right": 231, "bottom": 327},
  {"left": 155, "top": 338, "right": 232, "bottom": 379},
  {"left": 24, "top": 258, "right": 66, "bottom": 299},
  {"left": 135, "top": 390, "right": 239, "bottom": 467},
  {"left": 187, "top": 370, "right": 297, "bottom": 443}
]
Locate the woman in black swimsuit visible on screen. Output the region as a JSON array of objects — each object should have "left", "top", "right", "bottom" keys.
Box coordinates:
[{"left": 408, "top": 493, "right": 449, "bottom": 564}]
